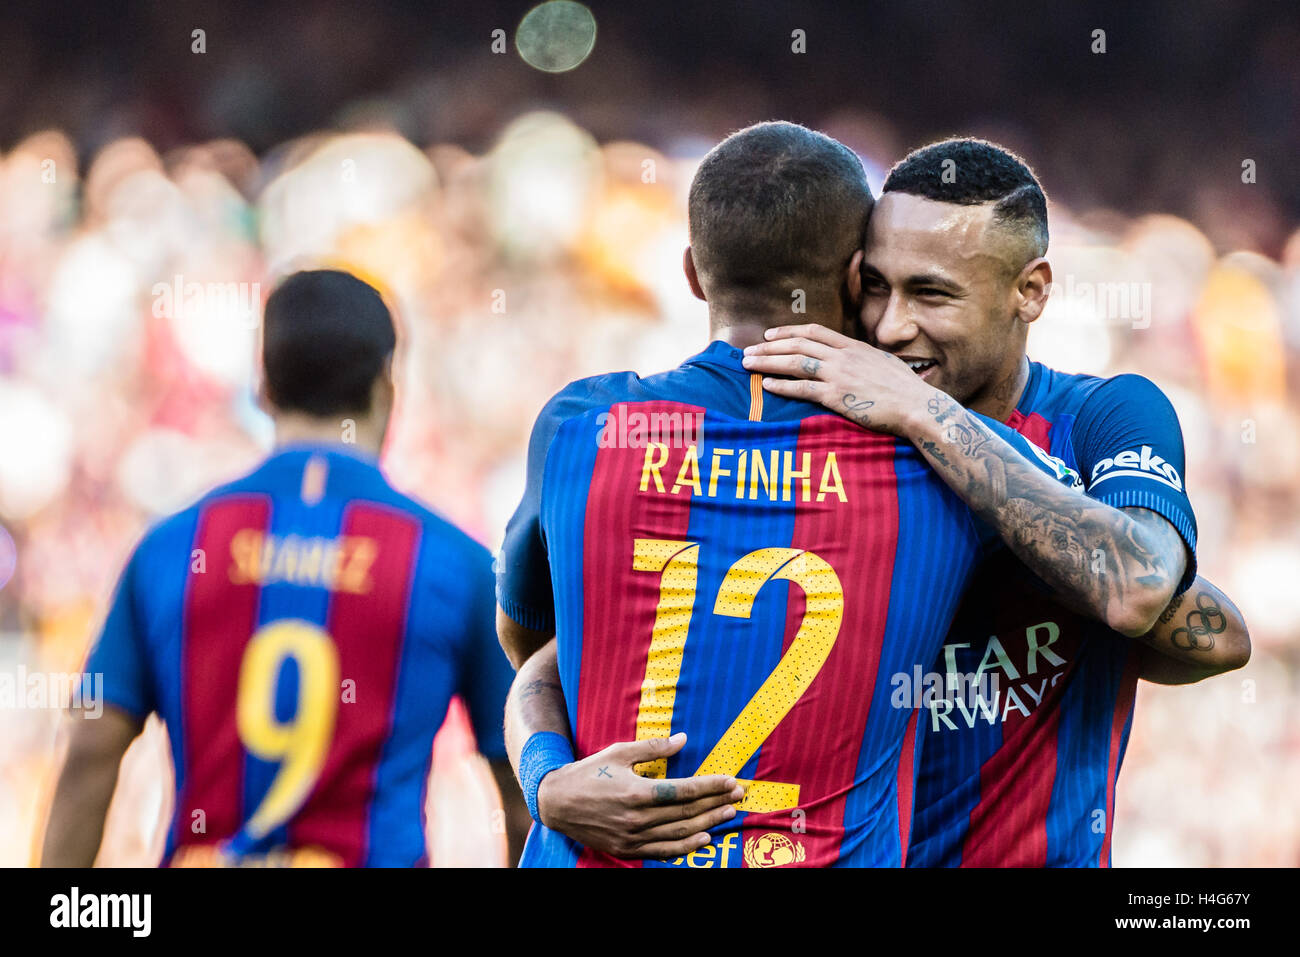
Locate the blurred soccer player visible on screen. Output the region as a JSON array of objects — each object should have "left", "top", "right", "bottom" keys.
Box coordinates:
[
  {"left": 496, "top": 123, "right": 1080, "bottom": 867},
  {"left": 41, "top": 269, "right": 528, "bottom": 867},
  {"left": 741, "top": 138, "right": 1251, "bottom": 866}
]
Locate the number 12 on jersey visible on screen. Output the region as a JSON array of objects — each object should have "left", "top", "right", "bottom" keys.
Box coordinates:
[{"left": 630, "top": 538, "right": 844, "bottom": 813}]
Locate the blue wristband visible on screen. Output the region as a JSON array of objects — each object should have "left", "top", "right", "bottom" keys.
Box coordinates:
[{"left": 519, "top": 731, "right": 576, "bottom": 824}]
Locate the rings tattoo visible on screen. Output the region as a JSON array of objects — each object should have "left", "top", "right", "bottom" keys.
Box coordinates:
[{"left": 1170, "top": 592, "right": 1227, "bottom": 651}]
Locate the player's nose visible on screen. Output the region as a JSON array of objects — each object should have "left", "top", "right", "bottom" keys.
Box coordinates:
[{"left": 868, "top": 293, "right": 919, "bottom": 350}]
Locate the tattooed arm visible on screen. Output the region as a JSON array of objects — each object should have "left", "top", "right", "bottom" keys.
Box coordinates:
[
  {"left": 503, "top": 638, "right": 744, "bottom": 859},
  {"left": 906, "top": 393, "right": 1187, "bottom": 638},
  {"left": 1135, "top": 577, "right": 1250, "bottom": 684},
  {"left": 504, "top": 638, "right": 567, "bottom": 768},
  {"left": 742, "top": 327, "right": 1193, "bottom": 638}
]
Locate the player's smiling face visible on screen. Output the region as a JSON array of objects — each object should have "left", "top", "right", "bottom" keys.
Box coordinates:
[{"left": 858, "top": 192, "right": 1032, "bottom": 409}]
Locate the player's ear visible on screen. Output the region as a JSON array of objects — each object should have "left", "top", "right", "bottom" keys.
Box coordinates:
[
  {"left": 1016, "top": 258, "right": 1052, "bottom": 325},
  {"left": 683, "top": 247, "right": 707, "bottom": 302},
  {"left": 846, "top": 249, "right": 865, "bottom": 304},
  {"left": 376, "top": 355, "right": 395, "bottom": 408},
  {"left": 255, "top": 376, "right": 274, "bottom": 416}
]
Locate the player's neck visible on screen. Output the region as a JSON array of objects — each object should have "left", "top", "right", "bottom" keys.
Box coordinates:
[
  {"left": 967, "top": 354, "right": 1031, "bottom": 423},
  {"left": 709, "top": 311, "right": 846, "bottom": 351},
  {"left": 272, "top": 412, "right": 385, "bottom": 458}
]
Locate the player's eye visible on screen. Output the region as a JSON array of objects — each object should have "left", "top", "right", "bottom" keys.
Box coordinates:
[
  {"left": 916, "top": 287, "right": 952, "bottom": 299},
  {"left": 862, "top": 277, "right": 889, "bottom": 295}
]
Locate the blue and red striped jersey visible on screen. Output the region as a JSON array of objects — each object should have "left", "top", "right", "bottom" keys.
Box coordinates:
[
  {"left": 83, "top": 444, "right": 512, "bottom": 867},
  {"left": 907, "top": 361, "right": 1198, "bottom": 867},
  {"left": 497, "top": 341, "right": 1078, "bottom": 868}
]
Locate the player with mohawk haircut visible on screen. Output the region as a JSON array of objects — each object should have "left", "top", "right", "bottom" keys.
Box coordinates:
[
  {"left": 744, "top": 137, "right": 1251, "bottom": 866},
  {"left": 496, "top": 124, "right": 1084, "bottom": 867}
]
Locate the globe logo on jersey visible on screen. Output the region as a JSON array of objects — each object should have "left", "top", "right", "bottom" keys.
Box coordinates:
[
  {"left": 1023, "top": 441, "right": 1082, "bottom": 489},
  {"left": 743, "top": 832, "right": 806, "bottom": 868}
]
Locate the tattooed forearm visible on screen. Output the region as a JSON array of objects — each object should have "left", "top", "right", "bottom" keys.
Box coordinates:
[
  {"left": 927, "top": 395, "right": 958, "bottom": 424},
  {"left": 841, "top": 394, "right": 875, "bottom": 427},
  {"left": 944, "top": 418, "right": 992, "bottom": 459},
  {"left": 1166, "top": 591, "right": 1226, "bottom": 652},
  {"left": 918, "top": 440, "right": 950, "bottom": 468},
  {"left": 910, "top": 394, "right": 1185, "bottom": 637},
  {"left": 1137, "top": 577, "right": 1251, "bottom": 679},
  {"left": 518, "top": 677, "right": 564, "bottom": 700},
  {"left": 504, "top": 640, "right": 572, "bottom": 773},
  {"left": 1156, "top": 590, "right": 1185, "bottom": 627}
]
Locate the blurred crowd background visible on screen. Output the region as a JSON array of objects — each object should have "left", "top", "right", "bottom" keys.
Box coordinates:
[{"left": 0, "top": 1, "right": 1297, "bottom": 866}]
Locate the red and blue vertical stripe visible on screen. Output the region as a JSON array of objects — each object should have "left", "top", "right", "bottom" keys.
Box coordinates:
[
  {"left": 521, "top": 397, "right": 984, "bottom": 867},
  {"left": 83, "top": 447, "right": 495, "bottom": 867}
]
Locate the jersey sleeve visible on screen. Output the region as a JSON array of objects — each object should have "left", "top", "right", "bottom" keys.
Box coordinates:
[
  {"left": 968, "top": 413, "right": 1084, "bottom": 551},
  {"left": 82, "top": 547, "right": 154, "bottom": 719},
  {"left": 495, "top": 387, "right": 589, "bottom": 634},
  {"left": 1069, "top": 374, "right": 1198, "bottom": 593},
  {"left": 457, "top": 542, "right": 513, "bottom": 761}
]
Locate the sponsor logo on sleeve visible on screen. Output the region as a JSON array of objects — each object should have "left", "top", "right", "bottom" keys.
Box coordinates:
[
  {"left": 1024, "top": 440, "right": 1083, "bottom": 489},
  {"left": 1090, "top": 445, "right": 1183, "bottom": 492}
]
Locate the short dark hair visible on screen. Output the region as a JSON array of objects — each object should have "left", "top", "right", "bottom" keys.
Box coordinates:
[
  {"left": 261, "top": 269, "right": 396, "bottom": 417},
  {"left": 882, "top": 138, "right": 1049, "bottom": 259},
  {"left": 688, "top": 121, "right": 873, "bottom": 304}
]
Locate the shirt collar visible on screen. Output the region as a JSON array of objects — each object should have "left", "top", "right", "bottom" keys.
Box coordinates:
[
  {"left": 1014, "top": 359, "right": 1044, "bottom": 415},
  {"left": 266, "top": 442, "right": 381, "bottom": 469},
  {"left": 682, "top": 340, "right": 748, "bottom": 374}
]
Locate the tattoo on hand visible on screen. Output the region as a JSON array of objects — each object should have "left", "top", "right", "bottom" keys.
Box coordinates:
[
  {"left": 842, "top": 394, "right": 874, "bottom": 426},
  {"left": 597, "top": 766, "right": 612, "bottom": 778},
  {"left": 800, "top": 356, "right": 822, "bottom": 376},
  {"left": 651, "top": 783, "right": 677, "bottom": 804}
]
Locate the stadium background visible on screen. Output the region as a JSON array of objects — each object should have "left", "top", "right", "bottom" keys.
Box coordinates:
[{"left": 0, "top": 0, "right": 1296, "bottom": 866}]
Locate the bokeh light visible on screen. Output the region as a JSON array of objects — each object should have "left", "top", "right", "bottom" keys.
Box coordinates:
[{"left": 515, "top": 1, "right": 597, "bottom": 73}]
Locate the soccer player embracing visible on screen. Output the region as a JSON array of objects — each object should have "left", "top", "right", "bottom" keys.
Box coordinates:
[
  {"left": 505, "top": 136, "right": 1249, "bottom": 868},
  {"left": 736, "top": 139, "right": 1251, "bottom": 865},
  {"left": 495, "top": 124, "right": 1083, "bottom": 867}
]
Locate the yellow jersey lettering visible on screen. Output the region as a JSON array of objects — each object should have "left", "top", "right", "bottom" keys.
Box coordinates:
[
  {"left": 226, "top": 530, "right": 376, "bottom": 593},
  {"left": 640, "top": 442, "right": 669, "bottom": 493},
  {"left": 783, "top": 451, "right": 812, "bottom": 502},
  {"left": 337, "top": 537, "right": 377, "bottom": 594},
  {"left": 816, "top": 452, "right": 848, "bottom": 503},
  {"left": 671, "top": 445, "right": 702, "bottom": 496},
  {"left": 707, "top": 449, "right": 734, "bottom": 498},
  {"left": 734, "top": 450, "right": 748, "bottom": 498},
  {"left": 749, "top": 449, "right": 777, "bottom": 501}
]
